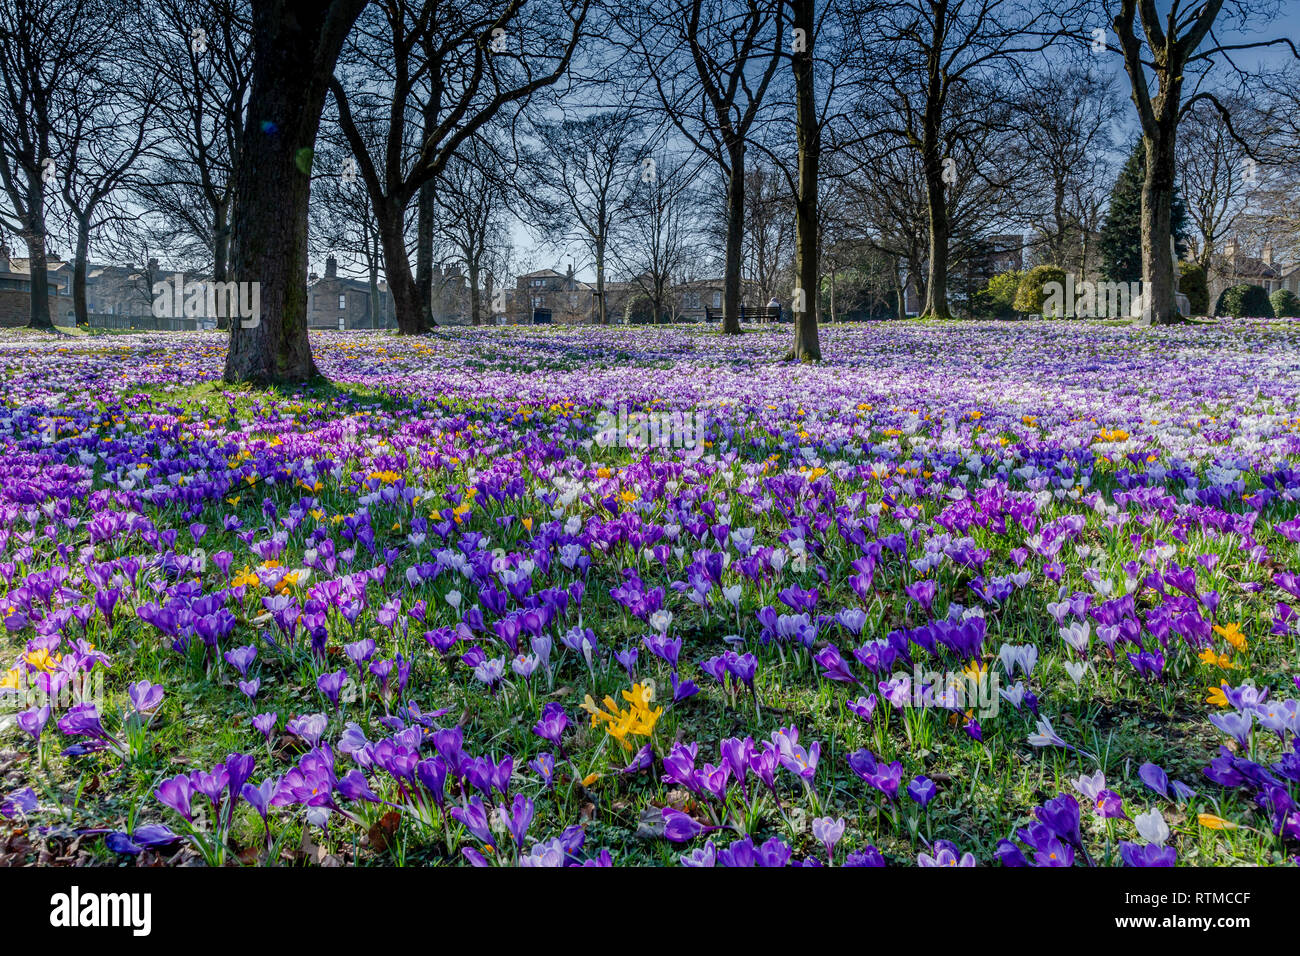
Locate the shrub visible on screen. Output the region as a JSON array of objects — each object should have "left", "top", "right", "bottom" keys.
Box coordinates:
[
  {"left": 1270, "top": 288, "right": 1300, "bottom": 318},
  {"left": 1214, "top": 283, "right": 1274, "bottom": 318},
  {"left": 971, "top": 270, "right": 1022, "bottom": 319},
  {"left": 1178, "top": 261, "right": 1208, "bottom": 315},
  {"left": 623, "top": 294, "right": 657, "bottom": 325},
  {"left": 1013, "top": 265, "right": 1067, "bottom": 317}
]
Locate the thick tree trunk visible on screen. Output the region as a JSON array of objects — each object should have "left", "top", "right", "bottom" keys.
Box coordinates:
[
  {"left": 22, "top": 179, "right": 53, "bottom": 329},
  {"left": 73, "top": 215, "right": 90, "bottom": 327},
  {"left": 722, "top": 143, "right": 745, "bottom": 335},
  {"left": 787, "top": 0, "right": 821, "bottom": 362},
  {"left": 416, "top": 179, "right": 434, "bottom": 328},
  {"left": 223, "top": 0, "right": 365, "bottom": 384},
  {"left": 1141, "top": 127, "right": 1179, "bottom": 325},
  {"left": 373, "top": 195, "right": 425, "bottom": 335},
  {"left": 921, "top": 158, "right": 951, "bottom": 319}
]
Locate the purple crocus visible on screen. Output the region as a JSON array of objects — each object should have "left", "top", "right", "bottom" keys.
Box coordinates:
[
  {"left": 501, "top": 793, "right": 535, "bottom": 849},
  {"left": 532, "top": 702, "right": 568, "bottom": 748},
  {"left": 811, "top": 816, "right": 845, "bottom": 864},
  {"left": 1119, "top": 841, "right": 1176, "bottom": 866},
  {"left": 252, "top": 711, "right": 278, "bottom": 743},
  {"left": 450, "top": 796, "right": 495, "bottom": 847},
  {"left": 156, "top": 774, "right": 195, "bottom": 822},
  {"left": 907, "top": 775, "right": 937, "bottom": 808},
  {"left": 16, "top": 704, "right": 50, "bottom": 743},
  {"left": 128, "top": 680, "right": 165, "bottom": 716}
]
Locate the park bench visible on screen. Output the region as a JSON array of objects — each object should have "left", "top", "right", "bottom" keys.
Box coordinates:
[{"left": 701, "top": 305, "right": 784, "bottom": 323}]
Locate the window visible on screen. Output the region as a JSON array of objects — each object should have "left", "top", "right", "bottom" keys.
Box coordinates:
[
  {"left": 338, "top": 294, "right": 346, "bottom": 310},
  {"left": 684, "top": 292, "right": 701, "bottom": 309},
  {"left": 712, "top": 292, "right": 721, "bottom": 308}
]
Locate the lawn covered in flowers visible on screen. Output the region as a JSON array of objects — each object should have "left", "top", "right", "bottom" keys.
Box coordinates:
[{"left": 2, "top": 318, "right": 1299, "bottom": 867}]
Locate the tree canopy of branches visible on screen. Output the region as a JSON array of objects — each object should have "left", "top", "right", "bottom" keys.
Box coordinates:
[
  {"left": 619, "top": 0, "right": 785, "bottom": 335},
  {"left": 328, "top": 0, "right": 589, "bottom": 335},
  {"left": 1106, "top": 0, "right": 1298, "bottom": 324}
]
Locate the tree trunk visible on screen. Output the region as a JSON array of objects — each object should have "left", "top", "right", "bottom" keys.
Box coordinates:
[
  {"left": 416, "top": 179, "right": 434, "bottom": 328},
  {"left": 469, "top": 259, "right": 482, "bottom": 326},
  {"left": 222, "top": 2, "right": 356, "bottom": 385},
  {"left": 722, "top": 143, "right": 745, "bottom": 335},
  {"left": 22, "top": 176, "right": 53, "bottom": 329},
  {"left": 223, "top": 0, "right": 365, "bottom": 384},
  {"left": 921, "top": 156, "right": 951, "bottom": 319},
  {"left": 72, "top": 214, "right": 90, "bottom": 327},
  {"left": 595, "top": 244, "right": 607, "bottom": 324},
  {"left": 365, "top": 191, "right": 422, "bottom": 335},
  {"left": 894, "top": 259, "right": 906, "bottom": 320},
  {"left": 1141, "top": 127, "right": 1179, "bottom": 325},
  {"left": 368, "top": 262, "right": 380, "bottom": 330},
  {"left": 786, "top": 0, "right": 821, "bottom": 362}
]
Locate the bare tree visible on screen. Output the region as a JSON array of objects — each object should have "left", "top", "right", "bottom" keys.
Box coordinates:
[
  {"left": 785, "top": 0, "right": 821, "bottom": 358},
  {"left": 739, "top": 160, "right": 794, "bottom": 306},
  {"left": 1107, "top": 0, "right": 1297, "bottom": 324},
  {"left": 328, "top": 0, "right": 589, "bottom": 335},
  {"left": 52, "top": 11, "right": 160, "bottom": 327},
  {"left": 0, "top": 0, "right": 119, "bottom": 329},
  {"left": 1175, "top": 93, "right": 1257, "bottom": 272},
  {"left": 1018, "top": 65, "right": 1121, "bottom": 269},
  {"left": 609, "top": 149, "right": 702, "bottom": 324},
  {"left": 138, "top": 0, "right": 253, "bottom": 306},
  {"left": 310, "top": 142, "right": 387, "bottom": 327},
  {"left": 619, "top": 0, "right": 785, "bottom": 334},
  {"left": 837, "top": 144, "right": 929, "bottom": 318},
  {"left": 433, "top": 138, "right": 514, "bottom": 326},
  {"left": 526, "top": 109, "right": 644, "bottom": 325},
  {"left": 843, "top": 0, "right": 1080, "bottom": 319}
]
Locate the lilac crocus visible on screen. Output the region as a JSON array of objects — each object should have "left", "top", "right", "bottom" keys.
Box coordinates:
[
  {"left": 128, "top": 680, "right": 165, "bottom": 716},
  {"left": 811, "top": 816, "right": 845, "bottom": 864},
  {"left": 16, "top": 704, "right": 50, "bottom": 742},
  {"left": 252, "top": 711, "right": 278, "bottom": 742}
]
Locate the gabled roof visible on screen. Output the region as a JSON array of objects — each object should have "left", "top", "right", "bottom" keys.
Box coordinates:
[{"left": 1229, "top": 255, "right": 1281, "bottom": 279}]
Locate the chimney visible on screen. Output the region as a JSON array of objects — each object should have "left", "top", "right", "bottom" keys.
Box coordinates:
[
  {"left": 0, "top": 242, "right": 9, "bottom": 272},
  {"left": 1262, "top": 243, "right": 1273, "bottom": 267},
  {"left": 325, "top": 255, "right": 338, "bottom": 279},
  {"left": 147, "top": 257, "right": 158, "bottom": 274}
]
